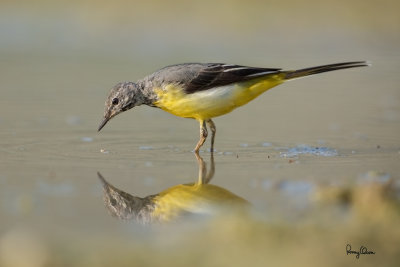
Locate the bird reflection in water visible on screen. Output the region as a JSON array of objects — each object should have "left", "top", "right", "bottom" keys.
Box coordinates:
[{"left": 98, "top": 153, "right": 249, "bottom": 224}]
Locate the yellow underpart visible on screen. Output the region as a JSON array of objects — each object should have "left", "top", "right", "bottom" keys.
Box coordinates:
[
  {"left": 151, "top": 183, "right": 249, "bottom": 222},
  {"left": 153, "top": 74, "right": 284, "bottom": 120}
]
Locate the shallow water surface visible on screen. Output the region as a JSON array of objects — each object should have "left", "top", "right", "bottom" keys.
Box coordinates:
[{"left": 1, "top": 1, "right": 400, "bottom": 266}]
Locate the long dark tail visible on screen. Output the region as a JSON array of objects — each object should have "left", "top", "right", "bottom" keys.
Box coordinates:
[{"left": 283, "top": 61, "right": 369, "bottom": 80}]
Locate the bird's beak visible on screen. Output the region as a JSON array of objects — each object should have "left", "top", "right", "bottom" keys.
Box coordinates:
[
  {"left": 98, "top": 116, "right": 109, "bottom": 132},
  {"left": 97, "top": 172, "right": 108, "bottom": 185}
]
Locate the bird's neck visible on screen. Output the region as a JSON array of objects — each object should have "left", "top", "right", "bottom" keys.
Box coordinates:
[{"left": 136, "top": 80, "right": 158, "bottom": 107}]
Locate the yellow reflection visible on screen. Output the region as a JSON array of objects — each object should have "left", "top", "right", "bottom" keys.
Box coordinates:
[{"left": 98, "top": 153, "right": 249, "bottom": 224}]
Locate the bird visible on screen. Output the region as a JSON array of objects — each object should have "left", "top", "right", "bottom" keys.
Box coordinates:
[
  {"left": 98, "top": 61, "right": 369, "bottom": 153},
  {"left": 98, "top": 153, "right": 249, "bottom": 224}
]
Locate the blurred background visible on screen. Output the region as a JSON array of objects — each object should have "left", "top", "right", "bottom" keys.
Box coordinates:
[{"left": 0, "top": 0, "right": 399, "bottom": 266}]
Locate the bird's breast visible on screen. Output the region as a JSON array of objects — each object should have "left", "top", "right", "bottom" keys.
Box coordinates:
[{"left": 153, "top": 76, "right": 283, "bottom": 120}]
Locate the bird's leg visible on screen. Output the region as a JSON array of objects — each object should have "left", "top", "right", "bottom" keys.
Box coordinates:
[
  {"left": 206, "top": 119, "right": 216, "bottom": 152},
  {"left": 194, "top": 151, "right": 215, "bottom": 185},
  {"left": 194, "top": 152, "right": 207, "bottom": 184},
  {"left": 204, "top": 151, "right": 215, "bottom": 184},
  {"left": 194, "top": 120, "right": 207, "bottom": 154}
]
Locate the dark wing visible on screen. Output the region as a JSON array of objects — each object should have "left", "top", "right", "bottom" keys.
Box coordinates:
[
  {"left": 148, "top": 63, "right": 282, "bottom": 94},
  {"left": 184, "top": 63, "right": 281, "bottom": 93}
]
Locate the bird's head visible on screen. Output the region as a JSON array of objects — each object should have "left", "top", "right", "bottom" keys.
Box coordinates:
[
  {"left": 97, "top": 172, "right": 148, "bottom": 221},
  {"left": 98, "top": 82, "right": 141, "bottom": 131}
]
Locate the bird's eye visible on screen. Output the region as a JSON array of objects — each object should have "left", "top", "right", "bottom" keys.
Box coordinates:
[{"left": 112, "top": 98, "right": 119, "bottom": 105}]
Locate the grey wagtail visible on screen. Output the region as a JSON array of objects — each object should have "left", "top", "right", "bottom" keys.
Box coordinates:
[
  {"left": 98, "top": 171, "right": 248, "bottom": 223},
  {"left": 98, "top": 153, "right": 249, "bottom": 223},
  {"left": 98, "top": 61, "right": 369, "bottom": 152}
]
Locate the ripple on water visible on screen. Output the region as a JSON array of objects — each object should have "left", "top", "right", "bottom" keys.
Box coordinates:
[
  {"left": 358, "top": 171, "right": 391, "bottom": 184},
  {"left": 280, "top": 144, "right": 338, "bottom": 158},
  {"left": 139, "top": 146, "right": 153, "bottom": 150},
  {"left": 278, "top": 180, "right": 314, "bottom": 195},
  {"left": 81, "top": 137, "right": 93, "bottom": 142},
  {"left": 261, "top": 142, "right": 272, "bottom": 147}
]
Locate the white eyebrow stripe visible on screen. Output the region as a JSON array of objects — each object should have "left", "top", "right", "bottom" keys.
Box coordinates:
[
  {"left": 223, "top": 67, "right": 250, "bottom": 72},
  {"left": 246, "top": 71, "right": 277, "bottom": 77}
]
